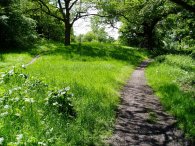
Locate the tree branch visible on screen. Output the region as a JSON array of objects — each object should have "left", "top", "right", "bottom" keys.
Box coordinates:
[
  {"left": 71, "top": 12, "right": 110, "bottom": 25},
  {"left": 105, "top": 21, "right": 120, "bottom": 30},
  {"left": 69, "top": 0, "right": 79, "bottom": 10},
  {"left": 37, "top": 0, "right": 64, "bottom": 21},
  {"left": 58, "top": 0, "right": 66, "bottom": 19}
]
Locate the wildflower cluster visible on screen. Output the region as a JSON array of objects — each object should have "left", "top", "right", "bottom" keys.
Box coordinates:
[
  {"left": 47, "top": 87, "right": 76, "bottom": 118},
  {"left": 0, "top": 67, "right": 75, "bottom": 145}
]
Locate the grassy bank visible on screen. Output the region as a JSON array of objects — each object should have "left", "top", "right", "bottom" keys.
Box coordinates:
[
  {"left": 146, "top": 54, "right": 195, "bottom": 141},
  {"left": 0, "top": 41, "right": 148, "bottom": 145}
]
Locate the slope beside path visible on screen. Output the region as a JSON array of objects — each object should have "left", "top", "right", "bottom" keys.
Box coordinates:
[{"left": 107, "top": 61, "right": 189, "bottom": 146}]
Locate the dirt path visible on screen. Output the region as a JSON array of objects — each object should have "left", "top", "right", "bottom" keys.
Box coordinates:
[
  {"left": 25, "top": 55, "right": 40, "bottom": 67},
  {"left": 107, "top": 61, "right": 188, "bottom": 146}
]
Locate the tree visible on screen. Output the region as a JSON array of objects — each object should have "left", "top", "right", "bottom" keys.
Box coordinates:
[
  {"left": 24, "top": 1, "right": 65, "bottom": 41},
  {"left": 33, "top": 0, "right": 101, "bottom": 46},
  {"left": 81, "top": 17, "right": 114, "bottom": 43},
  {"left": 100, "top": 0, "right": 182, "bottom": 49},
  {"left": 155, "top": 10, "right": 195, "bottom": 54}
]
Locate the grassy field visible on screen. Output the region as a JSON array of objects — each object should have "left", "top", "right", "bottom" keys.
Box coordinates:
[
  {"left": 146, "top": 54, "right": 195, "bottom": 141},
  {"left": 0, "top": 41, "right": 148, "bottom": 145}
]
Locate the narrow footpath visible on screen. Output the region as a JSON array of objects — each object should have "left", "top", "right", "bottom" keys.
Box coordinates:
[{"left": 107, "top": 61, "right": 188, "bottom": 146}]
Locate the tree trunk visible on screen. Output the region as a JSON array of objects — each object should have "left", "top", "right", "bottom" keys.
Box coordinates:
[{"left": 64, "top": 22, "right": 71, "bottom": 46}]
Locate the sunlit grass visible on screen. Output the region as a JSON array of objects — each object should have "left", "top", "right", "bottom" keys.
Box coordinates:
[
  {"left": 25, "top": 57, "right": 133, "bottom": 145},
  {"left": 0, "top": 41, "right": 148, "bottom": 145},
  {"left": 146, "top": 54, "right": 195, "bottom": 141},
  {"left": 0, "top": 53, "right": 32, "bottom": 71}
]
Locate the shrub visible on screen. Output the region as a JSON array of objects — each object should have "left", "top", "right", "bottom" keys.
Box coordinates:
[{"left": 47, "top": 87, "right": 76, "bottom": 118}]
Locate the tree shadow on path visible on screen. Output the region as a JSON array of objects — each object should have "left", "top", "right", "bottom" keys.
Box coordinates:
[{"left": 107, "top": 61, "right": 190, "bottom": 146}]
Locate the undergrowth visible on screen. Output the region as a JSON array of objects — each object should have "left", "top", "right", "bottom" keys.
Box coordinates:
[{"left": 0, "top": 67, "right": 75, "bottom": 145}]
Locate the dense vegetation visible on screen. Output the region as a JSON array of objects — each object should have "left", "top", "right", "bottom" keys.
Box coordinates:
[{"left": 0, "top": 0, "right": 194, "bottom": 145}]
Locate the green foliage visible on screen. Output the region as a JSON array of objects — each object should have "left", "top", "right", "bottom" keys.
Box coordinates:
[
  {"left": 48, "top": 87, "right": 76, "bottom": 118},
  {"left": 81, "top": 29, "right": 114, "bottom": 43},
  {"left": 0, "top": 0, "right": 37, "bottom": 49},
  {"left": 78, "top": 17, "right": 115, "bottom": 43},
  {"left": 118, "top": 0, "right": 178, "bottom": 49},
  {"left": 146, "top": 54, "right": 195, "bottom": 141},
  {"left": 81, "top": 31, "right": 97, "bottom": 42},
  {"left": 26, "top": 0, "right": 65, "bottom": 42},
  {"left": 99, "top": 0, "right": 194, "bottom": 54},
  {"left": 0, "top": 66, "right": 75, "bottom": 145},
  {"left": 155, "top": 12, "right": 195, "bottom": 54}
]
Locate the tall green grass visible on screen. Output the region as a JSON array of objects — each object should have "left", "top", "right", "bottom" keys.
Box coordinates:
[
  {"left": 0, "top": 53, "right": 32, "bottom": 71},
  {"left": 146, "top": 54, "right": 195, "bottom": 141},
  {"left": 0, "top": 41, "right": 148, "bottom": 145}
]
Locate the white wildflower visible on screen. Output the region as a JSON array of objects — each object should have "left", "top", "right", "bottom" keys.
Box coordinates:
[
  {"left": 65, "top": 86, "right": 70, "bottom": 91},
  {"left": 1, "top": 73, "right": 6, "bottom": 78},
  {"left": 15, "top": 113, "right": 21, "bottom": 117},
  {"left": 21, "top": 64, "right": 26, "bottom": 68},
  {"left": 0, "top": 111, "right": 8, "bottom": 117},
  {"left": 52, "top": 102, "right": 58, "bottom": 106},
  {"left": 13, "top": 87, "right": 21, "bottom": 91},
  {"left": 8, "top": 69, "right": 14, "bottom": 75},
  {"left": 0, "top": 98, "right": 4, "bottom": 103},
  {"left": 0, "top": 137, "right": 4, "bottom": 145},
  {"left": 60, "top": 91, "right": 66, "bottom": 95},
  {"left": 41, "top": 121, "right": 45, "bottom": 125},
  {"left": 14, "top": 97, "right": 19, "bottom": 102},
  {"left": 38, "top": 142, "right": 47, "bottom": 146},
  {"left": 16, "top": 134, "right": 23, "bottom": 142},
  {"left": 24, "top": 98, "right": 34, "bottom": 103},
  {"left": 49, "top": 128, "right": 53, "bottom": 132},
  {"left": 10, "top": 97, "right": 19, "bottom": 102},
  {"left": 44, "top": 98, "right": 49, "bottom": 101},
  {"left": 48, "top": 138, "right": 54, "bottom": 143},
  {"left": 19, "top": 74, "right": 27, "bottom": 78},
  {"left": 4, "top": 105, "right": 9, "bottom": 109},
  {"left": 9, "top": 90, "right": 13, "bottom": 95},
  {"left": 0, "top": 80, "right": 4, "bottom": 84}
]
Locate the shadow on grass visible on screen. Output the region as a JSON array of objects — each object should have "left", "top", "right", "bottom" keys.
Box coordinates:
[
  {"left": 158, "top": 83, "right": 195, "bottom": 143},
  {"left": 0, "top": 40, "right": 148, "bottom": 66},
  {"left": 29, "top": 42, "right": 148, "bottom": 65},
  {"left": 0, "top": 54, "right": 5, "bottom": 61}
]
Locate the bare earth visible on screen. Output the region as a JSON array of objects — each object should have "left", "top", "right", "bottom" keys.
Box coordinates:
[
  {"left": 107, "top": 61, "right": 189, "bottom": 146},
  {"left": 25, "top": 55, "right": 40, "bottom": 67}
]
